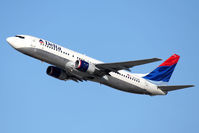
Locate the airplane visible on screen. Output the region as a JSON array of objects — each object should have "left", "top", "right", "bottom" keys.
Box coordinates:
[{"left": 6, "top": 35, "right": 194, "bottom": 96}]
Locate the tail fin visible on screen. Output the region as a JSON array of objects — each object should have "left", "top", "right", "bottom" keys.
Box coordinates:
[{"left": 143, "top": 54, "right": 180, "bottom": 85}]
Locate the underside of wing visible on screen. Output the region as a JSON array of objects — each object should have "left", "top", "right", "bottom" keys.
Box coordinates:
[
  {"left": 95, "top": 58, "right": 162, "bottom": 73},
  {"left": 158, "top": 85, "right": 194, "bottom": 92}
]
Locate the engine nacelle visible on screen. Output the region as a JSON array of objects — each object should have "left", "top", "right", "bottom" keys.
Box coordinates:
[
  {"left": 75, "top": 60, "right": 96, "bottom": 74},
  {"left": 46, "top": 66, "right": 69, "bottom": 80}
]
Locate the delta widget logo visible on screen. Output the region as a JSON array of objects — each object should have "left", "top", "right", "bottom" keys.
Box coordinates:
[{"left": 39, "top": 39, "right": 44, "bottom": 45}]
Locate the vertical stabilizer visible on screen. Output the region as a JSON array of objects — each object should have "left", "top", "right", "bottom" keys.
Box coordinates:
[{"left": 143, "top": 54, "right": 180, "bottom": 85}]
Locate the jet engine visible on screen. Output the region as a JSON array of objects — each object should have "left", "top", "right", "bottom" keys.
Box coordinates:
[
  {"left": 75, "top": 60, "right": 97, "bottom": 74},
  {"left": 46, "top": 66, "right": 69, "bottom": 80}
]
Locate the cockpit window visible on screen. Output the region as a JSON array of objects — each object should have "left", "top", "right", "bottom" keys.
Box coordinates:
[{"left": 15, "top": 35, "right": 25, "bottom": 39}]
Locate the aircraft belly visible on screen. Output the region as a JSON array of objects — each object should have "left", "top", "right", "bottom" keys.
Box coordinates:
[
  {"left": 99, "top": 76, "right": 149, "bottom": 95},
  {"left": 16, "top": 48, "right": 153, "bottom": 95}
]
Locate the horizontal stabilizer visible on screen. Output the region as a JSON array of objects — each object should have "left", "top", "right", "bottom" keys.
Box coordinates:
[{"left": 158, "top": 85, "right": 194, "bottom": 92}]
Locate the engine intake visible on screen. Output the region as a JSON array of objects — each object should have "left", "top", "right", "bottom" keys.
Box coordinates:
[
  {"left": 46, "top": 66, "right": 69, "bottom": 80},
  {"left": 75, "top": 60, "right": 96, "bottom": 74}
]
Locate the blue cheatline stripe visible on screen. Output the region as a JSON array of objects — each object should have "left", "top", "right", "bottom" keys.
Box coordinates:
[{"left": 143, "top": 64, "right": 177, "bottom": 82}]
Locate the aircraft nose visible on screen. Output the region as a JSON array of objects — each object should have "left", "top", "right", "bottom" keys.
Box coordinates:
[
  {"left": 6, "top": 37, "right": 13, "bottom": 44},
  {"left": 6, "top": 37, "right": 19, "bottom": 49}
]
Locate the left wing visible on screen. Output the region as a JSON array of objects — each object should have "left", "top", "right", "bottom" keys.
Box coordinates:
[{"left": 95, "top": 58, "right": 162, "bottom": 73}]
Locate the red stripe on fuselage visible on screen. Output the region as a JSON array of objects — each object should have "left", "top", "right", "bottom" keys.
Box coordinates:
[{"left": 159, "top": 54, "right": 180, "bottom": 67}]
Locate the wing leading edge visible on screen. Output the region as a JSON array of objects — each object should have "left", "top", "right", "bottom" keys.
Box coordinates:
[{"left": 95, "top": 58, "right": 162, "bottom": 73}]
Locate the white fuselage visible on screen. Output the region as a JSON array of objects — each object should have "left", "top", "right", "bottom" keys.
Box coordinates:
[{"left": 6, "top": 35, "right": 166, "bottom": 96}]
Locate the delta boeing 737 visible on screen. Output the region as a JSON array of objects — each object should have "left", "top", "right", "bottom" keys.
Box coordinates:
[{"left": 6, "top": 35, "right": 194, "bottom": 96}]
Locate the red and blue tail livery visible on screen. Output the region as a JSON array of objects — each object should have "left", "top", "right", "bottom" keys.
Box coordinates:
[{"left": 143, "top": 54, "right": 180, "bottom": 85}]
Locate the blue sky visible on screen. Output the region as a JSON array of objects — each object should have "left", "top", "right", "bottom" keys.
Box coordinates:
[{"left": 1, "top": 0, "right": 199, "bottom": 133}]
